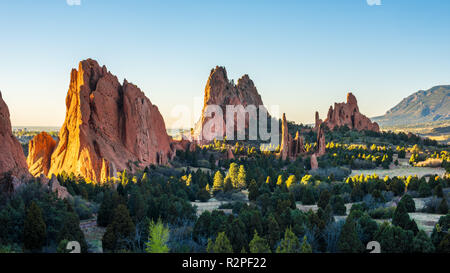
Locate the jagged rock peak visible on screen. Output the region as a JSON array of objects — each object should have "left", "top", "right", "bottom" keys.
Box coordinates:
[
  {"left": 315, "top": 92, "right": 380, "bottom": 132},
  {"left": 46, "top": 59, "right": 172, "bottom": 183}
]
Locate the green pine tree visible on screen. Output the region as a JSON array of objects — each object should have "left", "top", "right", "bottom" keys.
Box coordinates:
[
  {"left": 57, "top": 212, "right": 88, "bottom": 253},
  {"left": 337, "top": 218, "right": 363, "bottom": 253},
  {"left": 102, "top": 204, "right": 135, "bottom": 252},
  {"left": 301, "top": 236, "right": 312, "bottom": 253},
  {"left": 276, "top": 227, "right": 300, "bottom": 253},
  {"left": 249, "top": 230, "right": 271, "bottom": 253},
  {"left": 207, "top": 232, "right": 233, "bottom": 253},
  {"left": 145, "top": 219, "right": 170, "bottom": 253},
  {"left": 23, "top": 201, "right": 46, "bottom": 252}
]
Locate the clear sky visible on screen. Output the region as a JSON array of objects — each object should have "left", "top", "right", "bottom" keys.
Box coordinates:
[{"left": 1, "top": 0, "right": 449, "bottom": 128}]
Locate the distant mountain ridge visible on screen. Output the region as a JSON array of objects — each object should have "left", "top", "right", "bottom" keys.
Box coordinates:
[{"left": 373, "top": 85, "right": 450, "bottom": 127}]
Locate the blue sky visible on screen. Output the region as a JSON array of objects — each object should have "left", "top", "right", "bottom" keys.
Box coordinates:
[{"left": 1, "top": 0, "right": 449, "bottom": 128}]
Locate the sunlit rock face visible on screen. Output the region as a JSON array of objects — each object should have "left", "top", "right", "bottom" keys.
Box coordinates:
[
  {"left": 193, "top": 66, "right": 266, "bottom": 143},
  {"left": 27, "top": 132, "right": 56, "bottom": 176},
  {"left": 0, "top": 92, "right": 29, "bottom": 179},
  {"left": 47, "top": 59, "right": 172, "bottom": 183},
  {"left": 315, "top": 93, "right": 380, "bottom": 132}
]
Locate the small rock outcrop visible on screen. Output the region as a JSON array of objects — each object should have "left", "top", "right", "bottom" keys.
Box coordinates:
[
  {"left": 315, "top": 93, "right": 380, "bottom": 132},
  {"left": 49, "top": 175, "right": 71, "bottom": 200},
  {"left": 310, "top": 154, "right": 319, "bottom": 170},
  {"left": 0, "top": 92, "right": 29, "bottom": 179},
  {"left": 194, "top": 66, "right": 266, "bottom": 143},
  {"left": 44, "top": 59, "right": 172, "bottom": 183},
  {"left": 27, "top": 132, "right": 56, "bottom": 176}
]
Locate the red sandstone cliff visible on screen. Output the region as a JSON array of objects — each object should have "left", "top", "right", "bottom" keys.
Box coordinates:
[
  {"left": 46, "top": 59, "right": 172, "bottom": 182},
  {"left": 0, "top": 92, "right": 29, "bottom": 179}
]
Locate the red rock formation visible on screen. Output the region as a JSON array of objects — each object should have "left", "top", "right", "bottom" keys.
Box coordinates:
[
  {"left": 280, "top": 113, "right": 289, "bottom": 161},
  {"left": 280, "top": 113, "right": 307, "bottom": 160},
  {"left": 194, "top": 66, "right": 266, "bottom": 142},
  {"left": 315, "top": 124, "right": 326, "bottom": 157},
  {"left": 27, "top": 132, "right": 56, "bottom": 176},
  {"left": 315, "top": 111, "right": 322, "bottom": 128},
  {"left": 49, "top": 175, "right": 71, "bottom": 200},
  {"left": 290, "top": 131, "right": 306, "bottom": 157},
  {"left": 310, "top": 154, "right": 319, "bottom": 170},
  {"left": 310, "top": 124, "right": 326, "bottom": 169},
  {"left": 47, "top": 59, "right": 172, "bottom": 183},
  {"left": 0, "top": 92, "right": 29, "bottom": 179},
  {"left": 227, "top": 148, "right": 235, "bottom": 160},
  {"left": 170, "top": 139, "right": 196, "bottom": 160},
  {"left": 315, "top": 93, "right": 380, "bottom": 132}
]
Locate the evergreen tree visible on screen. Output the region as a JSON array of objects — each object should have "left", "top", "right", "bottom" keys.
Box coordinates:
[
  {"left": 392, "top": 202, "right": 418, "bottom": 234},
  {"left": 248, "top": 180, "right": 260, "bottom": 201},
  {"left": 97, "top": 191, "right": 114, "bottom": 227},
  {"left": 145, "top": 219, "right": 170, "bottom": 253},
  {"left": 438, "top": 198, "right": 448, "bottom": 214},
  {"left": 374, "top": 222, "right": 414, "bottom": 253},
  {"left": 224, "top": 176, "right": 233, "bottom": 192},
  {"left": 57, "top": 212, "right": 88, "bottom": 253},
  {"left": 398, "top": 194, "right": 415, "bottom": 212},
  {"left": 318, "top": 190, "right": 331, "bottom": 210},
  {"left": 23, "top": 201, "right": 46, "bottom": 252},
  {"left": 102, "top": 204, "right": 135, "bottom": 252},
  {"left": 412, "top": 230, "right": 435, "bottom": 253},
  {"left": 418, "top": 181, "right": 432, "bottom": 197},
  {"left": 331, "top": 195, "right": 346, "bottom": 216},
  {"left": 431, "top": 214, "right": 450, "bottom": 249},
  {"left": 212, "top": 171, "right": 224, "bottom": 193},
  {"left": 237, "top": 165, "right": 247, "bottom": 189},
  {"left": 266, "top": 214, "right": 280, "bottom": 251},
  {"left": 276, "top": 227, "right": 300, "bottom": 253},
  {"left": 434, "top": 183, "right": 444, "bottom": 198},
  {"left": 249, "top": 230, "right": 271, "bottom": 253},
  {"left": 207, "top": 232, "right": 233, "bottom": 253},
  {"left": 337, "top": 218, "right": 363, "bottom": 253},
  {"left": 301, "top": 235, "right": 312, "bottom": 253},
  {"left": 302, "top": 187, "right": 315, "bottom": 205},
  {"left": 438, "top": 234, "right": 450, "bottom": 253}
]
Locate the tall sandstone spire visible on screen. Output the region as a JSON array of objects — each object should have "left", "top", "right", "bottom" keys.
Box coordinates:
[
  {"left": 0, "top": 92, "right": 29, "bottom": 178},
  {"left": 45, "top": 59, "right": 172, "bottom": 182}
]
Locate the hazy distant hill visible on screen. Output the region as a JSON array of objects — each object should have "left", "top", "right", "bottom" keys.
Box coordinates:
[{"left": 373, "top": 85, "right": 450, "bottom": 127}]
